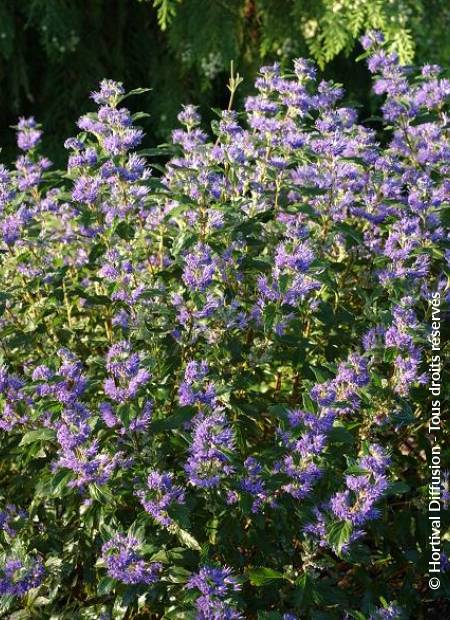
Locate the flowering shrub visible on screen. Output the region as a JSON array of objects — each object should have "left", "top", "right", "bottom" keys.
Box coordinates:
[{"left": 0, "top": 32, "right": 448, "bottom": 619}]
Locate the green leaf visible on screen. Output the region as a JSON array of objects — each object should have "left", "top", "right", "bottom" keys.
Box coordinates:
[
  {"left": 247, "top": 567, "right": 285, "bottom": 586},
  {"left": 119, "top": 87, "right": 152, "bottom": 103},
  {"left": 150, "top": 409, "right": 195, "bottom": 432},
  {"left": 294, "top": 572, "right": 315, "bottom": 607},
  {"left": 97, "top": 576, "right": 115, "bottom": 596},
  {"left": 206, "top": 517, "right": 219, "bottom": 545},
  {"left": 138, "top": 147, "right": 174, "bottom": 157},
  {"left": 150, "top": 547, "right": 186, "bottom": 563},
  {"left": 174, "top": 527, "right": 201, "bottom": 551},
  {"left": 267, "top": 404, "right": 290, "bottom": 421},
  {"left": 114, "top": 221, "right": 135, "bottom": 240},
  {"left": 302, "top": 393, "right": 316, "bottom": 413},
  {"left": 152, "top": 0, "right": 180, "bottom": 30},
  {"left": 50, "top": 470, "right": 73, "bottom": 497},
  {"left": 131, "top": 111, "right": 151, "bottom": 122},
  {"left": 327, "top": 521, "right": 353, "bottom": 555},
  {"left": 167, "top": 565, "right": 192, "bottom": 584},
  {"left": 328, "top": 426, "right": 354, "bottom": 444},
  {"left": 19, "top": 428, "right": 56, "bottom": 446},
  {"left": 347, "top": 612, "right": 368, "bottom": 620},
  {"left": 388, "top": 481, "right": 410, "bottom": 495},
  {"left": 311, "top": 366, "right": 332, "bottom": 383}
]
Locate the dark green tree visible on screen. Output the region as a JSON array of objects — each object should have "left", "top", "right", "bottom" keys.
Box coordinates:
[{"left": 0, "top": 0, "right": 448, "bottom": 163}]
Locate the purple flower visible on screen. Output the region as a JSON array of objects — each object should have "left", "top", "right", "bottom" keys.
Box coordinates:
[
  {"left": 360, "top": 30, "right": 385, "bottom": 51},
  {"left": 185, "top": 410, "right": 235, "bottom": 488},
  {"left": 187, "top": 565, "right": 242, "bottom": 619},
  {"left": 293, "top": 58, "right": 316, "bottom": 82},
  {"left": 303, "top": 508, "right": 328, "bottom": 547},
  {"left": 254, "top": 240, "right": 319, "bottom": 326},
  {"left": 369, "top": 603, "right": 403, "bottom": 620},
  {"left": 112, "top": 309, "right": 130, "bottom": 329},
  {"left": 15, "top": 154, "right": 51, "bottom": 190},
  {"left": 0, "top": 556, "right": 45, "bottom": 596},
  {"left": 137, "top": 469, "right": 185, "bottom": 526},
  {"left": 1, "top": 212, "right": 27, "bottom": 246},
  {"left": 178, "top": 360, "right": 217, "bottom": 409},
  {"left": 336, "top": 354, "right": 369, "bottom": 388},
  {"left": 91, "top": 79, "right": 125, "bottom": 105},
  {"left": 72, "top": 175, "right": 101, "bottom": 203},
  {"left": 274, "top": 241, "right": 314, "bottom": 273},
  {"left": 56, "top": 448, "right": 118, "bottom": 488},
  {"left": 238, "top": 456, "right": 274, "bottom": 512},
  {"left": 0, "top": 366, "right": 29, "bottom": 431},
  {"left": 17, "top": 117, "right": 42, "bottom": 151},
  {"left": 178, "top": 104, "right": 201, "bottom": 128},
  {"left": 359, "top": 444, "right": 391, "bottom": 475},
  {"left": 278, "top": 458, "right": 322, "bottom": 500},
  {"left": 101, "top": 534, "right": 162, "bottom": 584},
  {"left": 104, "top": 341, "right": 151, "bottom": 403},
  {"left": 182, "top": 244, "right": 217, "bottom": 292},
  {"left": 310, "top": 382, "right": 336, "bottom": 407},
  {"left": 99, "top": 402, "right": 119, "bottom": 428},
  {"left": 33, "top": 349, "right": 87, "bottom": 404},
  {"left": 330, "top": 445, "right": 390, "bottom": 527},
  {"left": 103, "top": 128, "right": 144, "bottom": 155},
  {"left": 0, "top": 504, "right": 26, "bottom": 537}
]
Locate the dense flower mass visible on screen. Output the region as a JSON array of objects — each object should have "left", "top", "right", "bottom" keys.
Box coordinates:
[
  {"left": 101, "top": 534, "right": 162, "bottom": 584},
  {"left": 0, "top": 556, "right": 45, "bottom": 597},
  {"left": 0, "top": 32, "right": 448, "bottom": 619},
  {"left": 137, "top": 469, "right": 185, "bottom": 526},
  {"left": 187, "top": 565, "right": 242, "bottom": 619}
]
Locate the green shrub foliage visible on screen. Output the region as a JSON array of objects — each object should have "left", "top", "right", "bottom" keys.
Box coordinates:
[{"left": 0, "top": 32, "right": 449, "bottom": 619}]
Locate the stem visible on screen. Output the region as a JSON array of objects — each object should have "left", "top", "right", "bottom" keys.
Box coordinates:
[
  {"left": 62, "top": 279, "right": 73, "bottom": 329},
  {"left": 226, "top": 60, "right": 243, "bottom": 112}
]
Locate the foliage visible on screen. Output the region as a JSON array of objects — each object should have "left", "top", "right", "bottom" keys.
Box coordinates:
[
  {"left": 0, "top": 0, "right": 449, "bottom": 163},
  {"left": 148, "top": 0, "right": 181, "bottom": 31},
  {"left": 0, "top": 33, "right": 449, "bottom": 619}
]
